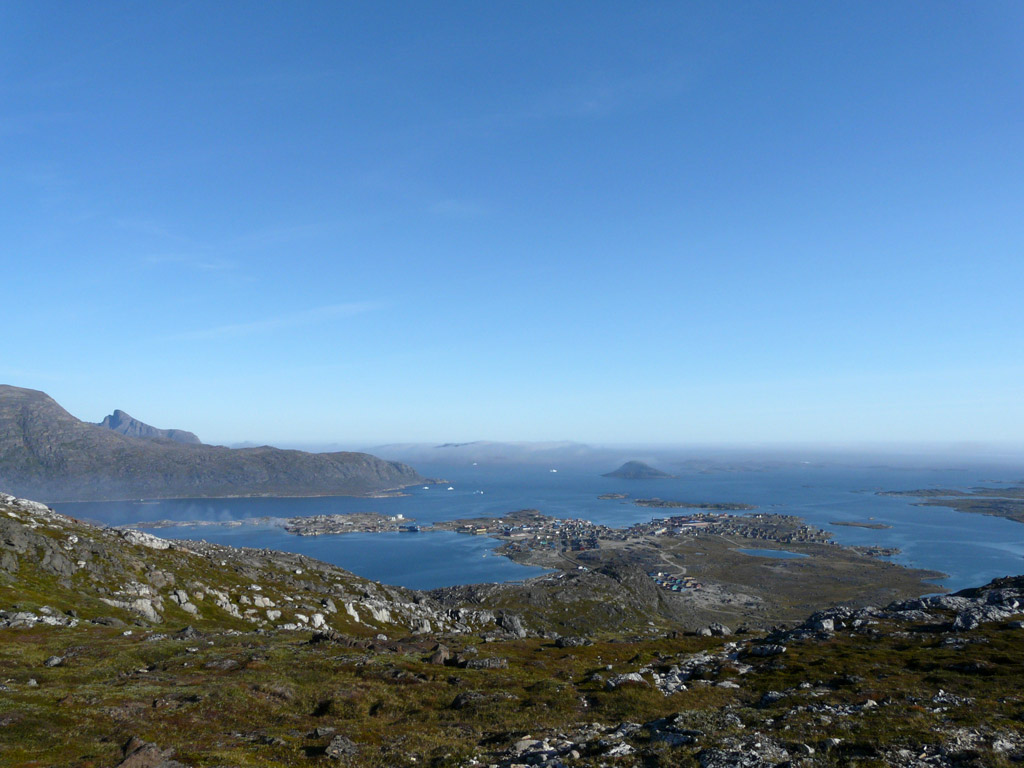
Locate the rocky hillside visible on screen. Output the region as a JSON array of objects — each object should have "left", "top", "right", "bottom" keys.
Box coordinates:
[
  {"left": 98, "top": 409, "right": 202, "bottom": 444},
  {"left": 0, "top": 385, "right": 423, "bottom": 501},
  {"left": 3, "top": 492, "right": 1024, "bottom": 767},
  {"left": 0, "top": 492, "right": 520, "bottom": 638}
]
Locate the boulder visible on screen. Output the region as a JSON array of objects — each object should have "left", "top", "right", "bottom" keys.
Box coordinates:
[
  {"left": 554, "top": 635, "right": 589, "bottom": 648},
  {"left": 605, "top": 672, "right": 647, "bottom": 690},
  {"left": 498, "top": 613, "right": 527, "bottom": 638},
  {"left": 465, "top": 657, "right": 508, "bottom": 670},
  {"left": 121, "top": 530, "right": 171, "bottom": 551},
  {"left": 428, "top": 644, "right": 450, "bottom": 665},
  {"left": 451, "top": 691, "right": 488, "bottom": 710},
  {"left": 759, "top": 690, "right": 787, "bottom": 707},
  {"left": 115, "top": 737, "right": 189, "bottom": 768},
  {"left": 747, "top": 644, "right": 786, "bottom": 658},
  {"left": 325, "top": 734, "right": 358, "bottom": 759}
]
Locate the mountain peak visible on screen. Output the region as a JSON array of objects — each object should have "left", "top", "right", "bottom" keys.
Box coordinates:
[
  {"left": 0, "top": 386, "right": 423, "bottom": 501},
  {"left": 97, "top": 409, "right": 202, "bottom": 444}
]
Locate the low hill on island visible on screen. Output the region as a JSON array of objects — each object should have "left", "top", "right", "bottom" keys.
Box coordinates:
[
  {"left": 603, "top": 460, "right": 677, "bottom": 479},
  {"left": 97, "top": 408, "right": 201, "bottom": 444},
  {"left": 0, "top": 385, "right": 423, "bottom": 502}
]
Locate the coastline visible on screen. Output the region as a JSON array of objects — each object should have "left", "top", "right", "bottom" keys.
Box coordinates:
[{"left": 40, "top": 482, "right": 428, "bottom": 505}]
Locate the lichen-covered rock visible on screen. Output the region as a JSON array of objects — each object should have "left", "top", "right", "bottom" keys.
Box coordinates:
[
  {"left": 115, "top": 736, "right": 190, "bottom": 768},
  {"left": 554, "top": 635, "right": 590, "bottom": 648},
  {"left": 99, "top": 597, "right": 163, "bottom": 623},
  {"left": 121, "top": 530, "right": 171, "bottom": 551},
  {"left": 498, "top": 612, "right": 527, "bottom": 638},
  {"left": 465, "top": 656, "right": 508, "bottom": 670},
  {"left": 605, "top": 672, "right": 647, "bottom": 690},
  {"left": 329, "top": 733, "right": 362, "bottom": 757},
  {"left": 747, "top": 644, "right": 786, "bottom": 657}
]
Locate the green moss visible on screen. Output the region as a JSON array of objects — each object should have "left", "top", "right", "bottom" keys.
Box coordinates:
[{"left": 2, "top": 623, "right": 1024, "bottom": 766}]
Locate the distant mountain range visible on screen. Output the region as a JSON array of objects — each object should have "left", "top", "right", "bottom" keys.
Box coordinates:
[
  {"left": 0, "top": 385, "right": 423, "bottom": 502},
  {"left": 97, "top": 409, "right": 201, "bottom": 444},
  {"left": 371, "top": 440, "right": 609, "bottom": 466}
]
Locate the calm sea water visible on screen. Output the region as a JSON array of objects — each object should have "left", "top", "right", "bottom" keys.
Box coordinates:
[{"left": 53, "top": 462, "right": 1024, "bottom": 592}]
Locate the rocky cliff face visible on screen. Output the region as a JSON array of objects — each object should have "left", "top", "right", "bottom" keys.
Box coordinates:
[
  {"left": 97, "top": 409, "right": 202, "bottom": 444},
  {"left": 0, "top": 385, "right": 423, "bottom": 501}
]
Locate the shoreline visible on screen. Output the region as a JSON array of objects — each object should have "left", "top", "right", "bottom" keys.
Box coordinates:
[
  {"left": 425, "top": 508, "right": 948, "bottom": 632},
  {"left": 43, "top": 482, "right": 434, "bottom": 506},
  {"left": 140, "top": 504, "right": 948, "bottom": 628}
]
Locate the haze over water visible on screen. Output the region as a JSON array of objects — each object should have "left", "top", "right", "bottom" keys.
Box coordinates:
[{"left": 55, "top": 460, "right": 1024, "bottom": 593}]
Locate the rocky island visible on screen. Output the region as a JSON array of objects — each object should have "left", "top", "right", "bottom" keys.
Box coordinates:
[
  {"left": 603, "top": 460, "right": 677, "bottom": 479},
  {"left": 599, "top": 494, "right": 755, "bottom": 510},
  {"left": 633, "top": 498, "right": 757, "bottom": 511},
  {"left": 881, "top": 486, "right": 1024, "bottom": 525}
]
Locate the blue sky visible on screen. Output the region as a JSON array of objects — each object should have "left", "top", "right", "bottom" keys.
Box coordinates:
[{"left": 2, "top": 2, "right": 1023, "bottom": 446}]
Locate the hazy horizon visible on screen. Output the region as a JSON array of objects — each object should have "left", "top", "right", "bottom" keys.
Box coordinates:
[
  {"left": 4, "top": 4, "right": 1022, "bottom": 446},
  {"left": 221, "top": 436, "right": 1024, "bottom": 469}
]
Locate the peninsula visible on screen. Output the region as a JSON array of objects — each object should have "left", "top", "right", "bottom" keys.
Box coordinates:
[
  {"left": 880, "top": 486, "right": 1024, "bottom": 525},
  {"left": 124, "top": 513, "right": 419, "bottom": 536},
  {"left": 0, "top": 385, "right": 424, "bottom": 502},
  {"left": 431, "top": 508, "right": 938, "bottom": 633}
]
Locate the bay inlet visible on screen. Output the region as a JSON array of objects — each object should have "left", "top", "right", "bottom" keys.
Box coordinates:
[{"left": 53, "top": 462, "right": 1024, "bottom": 592}]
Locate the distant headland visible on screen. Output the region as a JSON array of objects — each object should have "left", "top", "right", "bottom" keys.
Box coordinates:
[{"left": 0, "top": 385, "right": 423, "bottom": 502}]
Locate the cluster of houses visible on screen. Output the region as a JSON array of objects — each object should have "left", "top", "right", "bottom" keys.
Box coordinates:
[
  {"left": 687, "top": 512, "right": 833, "bottom": 544},
  {"left": 282, "top": 513, "right": 413, "bottom": 536},
  {"left": 453, "top": 516, "right": 612, "bottom": 553},
  {"left": 455, "top": 524, "right": 499, "bottom": 536},
  {"left": 505, "top": 518, "right": 607, "bottom": 552},
  {"left": 647, "top": 571, "right": 701, "bottom": 592},
  {"left": 447, "top": 509, "right": 833, "bottom": 557},
  {"left": 625, "top": 512, "right": 833, "bottom": 545}
]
